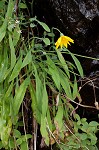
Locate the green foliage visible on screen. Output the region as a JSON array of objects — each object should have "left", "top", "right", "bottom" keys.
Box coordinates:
[
  {"left": 0, "top": 0, "right": 98, "bottom": 149},
  {"left": 64, "top": 114, "right": 99, "bottom": 150}
]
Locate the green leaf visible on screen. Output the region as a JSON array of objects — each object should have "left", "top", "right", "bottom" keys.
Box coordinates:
[
  {"left": 0, "top": 141, "right": 3, "bottom": 149},
  {"left": 5, "top": 81, "right": 14, "bottom": 98},
  {"left": 21, "top": 134, "right": 32, "bottom": 141},
  {"left": 29, "top": 16, "right": 37, "bottom": 22},
  {"left": 30, "top": 23, "right": 36, "bottom": 28},
  {"left": 56, "top": 50, "right": 70, "bottom": 78},
  {"left": 0, "top": 0, "right": 14, "bottom": 42},
  {"left": 47, "top": 109, "right": 52, "bottom": 131},
  {"left": 75, "top": 114, "right": 80, "bottom": 121},
  {"left": 46, "top": 56, "right": 60, "bottom": 89},
  {"left": 21, "top": 51, "right": 32, "bottom": 68},
  {"left": 81, "top": 118, "right": 87, "bottom": 123},
  {"left": 20, "top": 141, "right": 28, "bottom": 150},
  {"left": 34, "top": 67, "right": 43, "bottom": 112},
  {"left": 29, "top": 83, "right": 41, "bottom": 124},
  {"left": 8, "top": 137, "right": 15, "bottom": 148},
  {"left": 0, "top": 1, "right": 4, "bottom": 9},
  {"left": 13, "top": 24, "right": 20, "bottom": 46},
  {"left": 9, "top": 34, "right": 16, "bottom": 69},
  {"left": 0, "top": 119, "right": 12, "bottom": 146},
  {"left": 69, "top": 52, "right": 83, "bottom": 77},
  {"left": 8, "top": 24, "right": 15, "bottom": 32},
  {"left": 0, "top": 45, "right": 8, "bottom": 82},
  {"left": 43, "top": 38, "right": 50, "bottom": 45},
  {"left": 19, "top": 3, "right": 27, "bottom": 9},
  {"left": 72, "top": 76, "right": 78, "bottom": 99},
  {"left": 54, "top": 100, "right": 63, "bottom": 130},
  {"left": 16, "top": 138, "right": 22, "bottom": 146},
  {"left": 9, "top": 56, "right": 22, "bottom": 82},
  {"left": 29, "top": 83, "right": 37, "bottom": 112},
  {"left": 87, "top": 145, "right": 98, "bottom": 150},
  {"left": 47, "top": 32, "right": 55, "bottom": 37},
  {"left": 80, "top": 133, "right": 87, "bottom": 140},
  {"left": 81, "top": 122, "right": 89, "bottom": 132},
  {"left": 13, "top": 78, "right": 30, "bottom": 116},
  {"left": 42, "top": 83, "right": 48, "bottom": 116},
  {"left": 89, "top": 134, "right": 97, "bottom": 145},
  {"left": 87, "top": 127, "right": 96, "bottom": 133},
  {"left": 37, "top": 20, "right": 50, "bottom": 32},
  {"left": 0, "top": 31, "right": 6, "bottom": 42},
  {"left": 89, "top": 121, "right": 99, "bottom": 127},
  {"left": 59, "top": 70, "right": 72, "bottom": 99},
  {"left": 13, "top": 129, "right": 21, "bottom": 138},
  {"left": 40, "top": 115, "right": 49, "bottom": 146}
]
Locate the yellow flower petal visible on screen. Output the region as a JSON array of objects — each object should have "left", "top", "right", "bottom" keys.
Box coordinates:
[{"left": 55, "top": 35, "right": 74, "bottom": 49}]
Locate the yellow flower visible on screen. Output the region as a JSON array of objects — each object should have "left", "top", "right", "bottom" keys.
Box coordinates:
[{"left": 55, "top": 35, "right": 74, "bottom": 49}]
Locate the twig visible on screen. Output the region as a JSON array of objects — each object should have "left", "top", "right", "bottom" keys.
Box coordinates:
[
  {"left": 63, "top": 95, "right": 96, "bottom": 109},
  {"left": 33, "top": 118, "right": 37, "bottom": 150},
  {"left": 14, "top": 0, "right": 19, "bottom": 17},
  {"left": 22, "top": 103, "right": 29, "bottom": 150}
]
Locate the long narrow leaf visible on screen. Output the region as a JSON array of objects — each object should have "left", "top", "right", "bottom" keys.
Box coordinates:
[
  {"left": 13, "top": 78, "right": 30, "bottom": 116},
  {"left": 37, "top": 20, "right": 50, "bottom": 32},
  {"left": 46, "top": 56, "right": 60, "bottom": 90},
  {"left": 13, "top": 24, "right": 21, "bottom": 46},
  {"left": 34, "top": 65, "right": 43, "bottom": 113},
  {"left": 29, "top": 82, "right": 41, "bottom": 124},
  {"left": 9, "top": 34, "right": 16, "bottom": 69},
  {"left": 40, "top": 115, "right": 49, "bottom": 146},
  {"left": 59, "top": 69, "right": 72, "bottom": 99},
  {"left": 56, "top": 50, "right": 70, "bottom": 78},
  {"left": 42, "top": 82, "right": 48, "bottom": 116},
  {"left": 67, "top": 50, "right": 84, "bottom": 77},
  {"left": 72, "top": 76, "right": 79, "bottom": 99},
  {"left": 54, "top": 100, "right": 63, "bottom": 130},
  {"left": 9, "top": 57, "right": 22, "bottom": 82},
  {"left": 0, "top": 0, "right": 14, "bottom": 42},
  {"left": 21, "top": 51, "right": 32, "bottom": 68},
  {"left": 47, "top": 109, "right": 52, "bottom": 131}
]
